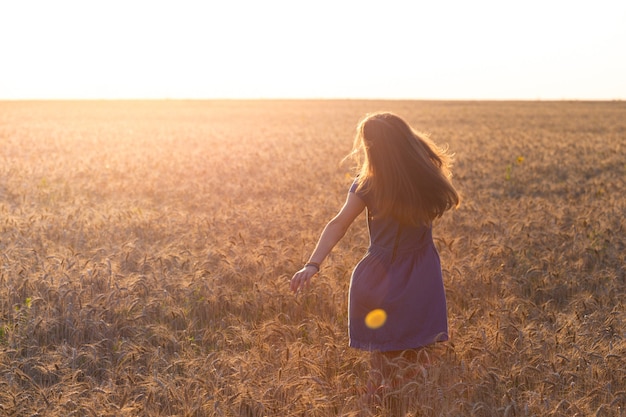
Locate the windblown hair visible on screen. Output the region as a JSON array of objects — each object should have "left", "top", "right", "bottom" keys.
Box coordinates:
[{"left": 350, "top": 112, "right": 460, "bottom": 226}]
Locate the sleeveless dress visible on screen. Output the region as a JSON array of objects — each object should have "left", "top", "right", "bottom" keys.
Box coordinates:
[{"left": 348, "top": 180, "right": 449, "bottom": 352}]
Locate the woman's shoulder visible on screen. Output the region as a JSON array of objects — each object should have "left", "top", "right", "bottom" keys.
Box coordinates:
[
  {"left": 349, "top": 178, "right": 359, "bottom": 193},
  {"left": 349, "top": 176, "right": 370, "bottom": 193}
]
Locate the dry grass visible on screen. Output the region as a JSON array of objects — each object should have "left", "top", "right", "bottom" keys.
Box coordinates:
[{"left": 0, "top": 99, "right": 624, "bottom": 416}]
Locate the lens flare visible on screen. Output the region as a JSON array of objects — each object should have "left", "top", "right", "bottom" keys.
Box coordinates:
[{"left": 365, "top": 308, "right": 387, "bottom": 329}]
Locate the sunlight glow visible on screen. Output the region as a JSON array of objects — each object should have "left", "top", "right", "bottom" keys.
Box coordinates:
[
  {"left": 365, "top": 309, "right": 387, "bottom": 329},
  {"left": 1, "top": 0, "right": 625, "bottom": 99}
]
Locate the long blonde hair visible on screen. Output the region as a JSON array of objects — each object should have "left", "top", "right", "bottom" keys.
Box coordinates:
[{"left": 350, "top": 112, "right": 460, "bottom": 226}]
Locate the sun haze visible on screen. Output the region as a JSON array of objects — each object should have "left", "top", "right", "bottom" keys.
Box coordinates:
[{"left": 1, "top": 0, "right": 625, "bottom": 100}]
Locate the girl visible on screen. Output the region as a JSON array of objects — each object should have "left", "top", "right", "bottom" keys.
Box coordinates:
[{"left": 290, "top": 112, "right": 460, "bottom": 395}]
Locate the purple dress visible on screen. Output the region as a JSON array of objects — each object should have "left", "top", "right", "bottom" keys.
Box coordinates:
[{"left": 348, "top": 181, "right": 449, "bottom": 352}]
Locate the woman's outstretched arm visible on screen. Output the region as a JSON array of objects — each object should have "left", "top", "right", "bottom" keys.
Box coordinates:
[{"left": 290, "top": 191, "right": 365, "bottom": 294}]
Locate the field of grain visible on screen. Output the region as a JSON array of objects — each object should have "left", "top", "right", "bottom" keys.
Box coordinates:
[{"left": 1, "top": 100, "right": 624, "bottom": 416}]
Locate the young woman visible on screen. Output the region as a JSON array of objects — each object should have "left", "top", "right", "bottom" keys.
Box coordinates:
[{"left": 290, "top": 112, "right": 460, "bottom": 393}]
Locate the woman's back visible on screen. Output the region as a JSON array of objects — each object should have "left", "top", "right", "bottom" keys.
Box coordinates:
[{"left": 351, "top": 180, "right": 432, "bottom": 254}]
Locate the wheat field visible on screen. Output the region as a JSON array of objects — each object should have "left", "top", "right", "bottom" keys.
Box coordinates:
[{"left": 1, "top": 100, "right": 624, "bottom": 416}]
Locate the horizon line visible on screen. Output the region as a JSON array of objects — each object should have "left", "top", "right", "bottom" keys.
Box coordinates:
[{"left": 1, "top": 97, "right": 624, "bottom": 102}]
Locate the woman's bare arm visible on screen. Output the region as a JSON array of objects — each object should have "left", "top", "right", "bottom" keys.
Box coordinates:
[{"left": 290, "top": 191, "right": 365, "bottom": 294}]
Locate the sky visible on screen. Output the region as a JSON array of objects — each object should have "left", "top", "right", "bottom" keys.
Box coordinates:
[{"left": 1, "top": 0, "right": 625, "bottom": 100}]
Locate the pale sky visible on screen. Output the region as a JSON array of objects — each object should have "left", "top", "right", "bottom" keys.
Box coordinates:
[{"left": 1, "top": 0, "right": 625, "bottom": 100}]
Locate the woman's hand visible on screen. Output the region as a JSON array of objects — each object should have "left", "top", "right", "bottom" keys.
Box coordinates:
[{"left": 290, "top": 265, "right": 318, "bottom": 294}]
